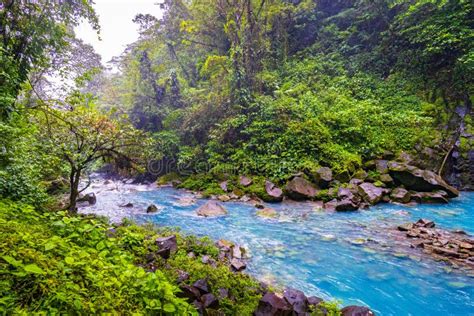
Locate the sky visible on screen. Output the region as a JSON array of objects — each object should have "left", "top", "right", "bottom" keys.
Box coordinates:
[{"left": 75, "top": 0, "right": 163, "bottom": 65}]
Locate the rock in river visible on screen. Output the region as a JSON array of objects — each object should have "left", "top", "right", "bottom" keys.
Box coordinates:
[
  {"left": 196, "top": 200, "right": 228, "bottom": 217},
  {"left": 390, "top": 187, "right": 411, "bottom": 203},
  {"left": 341, "top": 305, "right": 375, "bottom": 316},
  {"left": 256, "top": 207, "right": 278, "bottom": 219},
  {"left": 388, "top": 162, "right": 459, "bottom": 198}
]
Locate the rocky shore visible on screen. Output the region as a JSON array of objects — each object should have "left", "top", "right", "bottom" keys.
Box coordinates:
[
  {"left": 188, "top": 158, "right": 461, "bottom": 216},
  {"left": 396, "top": 219, "right": 474, "bottom": 273},
  {"left": 137, "top": 232, "right": 375, "bottom": 316}
]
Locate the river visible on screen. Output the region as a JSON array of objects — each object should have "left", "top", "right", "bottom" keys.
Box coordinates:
[{"left": 79, "top": 177, "right": 474, "bottom": 316}]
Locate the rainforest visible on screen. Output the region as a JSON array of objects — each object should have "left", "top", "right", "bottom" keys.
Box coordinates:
[{"left": 0, "top": 0, "right": 473, "bottom": 315}]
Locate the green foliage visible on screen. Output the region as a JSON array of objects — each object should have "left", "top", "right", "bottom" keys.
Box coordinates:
[
  {"left": 0, "top": 199, "right": 266, "bottom": 314},
  {"left": 0, "top": 200, "right": 193, "bottom": 314}
]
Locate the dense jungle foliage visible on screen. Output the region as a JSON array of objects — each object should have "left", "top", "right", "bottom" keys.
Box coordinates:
[
  {"left": 0, "top": 0, "right": 472, "bottom": 314},
  {"left": 91, "top": 0, "right": 473, "bottom": 186}
]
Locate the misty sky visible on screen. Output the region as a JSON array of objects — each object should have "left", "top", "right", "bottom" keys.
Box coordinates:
[{"left": 75, "top": 0, "right": 163, "bottom": 65}]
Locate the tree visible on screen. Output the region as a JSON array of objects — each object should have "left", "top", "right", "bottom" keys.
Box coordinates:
[
  {"left": 36, "top": 97, "right": 147, "bottom": 212},
  {"left": 0, "top": 0, "right": 99, "bottom": 119}
]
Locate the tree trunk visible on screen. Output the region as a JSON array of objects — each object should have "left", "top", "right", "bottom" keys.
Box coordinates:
[{"left": 68, "top": 168, "right": 81, "bottom": 213}]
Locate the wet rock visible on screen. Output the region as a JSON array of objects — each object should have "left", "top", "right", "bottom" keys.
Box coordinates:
[
  {"left": 156, "top": 235, "right": 177, "bottom": 259},
  {"left": 193, "top": 279, "right": 210, "bottom": 295},
  {"left": 120, "top": 202, "right": 134, "bottom": 208},
  {"left": 358, "top": 182, "right": 384, "bottom": 204},
  {"left": 388, "top": 162, "right": 459, "bottom": 198},
  {"left": 341, "top": 305, "right": 375, "bottom": 316},
  {"left": 230, "top": 258, "right": 246, "bottom": 271},
  {"left": 196, "top": 201, "right": 228, "bottom": 217},
  {"left": 239, "top": 176, "right": 253, "bottom": 187},
  {"left": 410, "top": 191, "right": 449, "bottom": 204},
  {"left": 201, "top": 293, "right": 219, "bottom": 309},
  {"left": 307, "top": 296, "right": 323, "bottom": 307},
  {"left": 309, "top": 167, "right": 333, "bottom": 189},
  {"left": 283, "top": 288, "right": 308, "bottom": 314},
  {"left": 390, "top": 187, "right": 411, "bottom": 203},
  {"left": 146, "top": 204, "right": 159, "bottom": 213},
  {"left": 397, "top": 223, "right": 414, "bottom": 231},
  {"left": 219, "top": 181, "right": 228, "bottom": 192},
  {"left": 285, "top": 177, "right": 318, "bottom": 200},
  {"left": 265, "top": 180, "right": 284, "bottom": 202},
  {"left": 232, "top": 245, "right": 244, "bottom": 259},
  {"left": 254, "top": 292, "right": 292, "bottom": 316},
  {"left": 324, "top": 199, "right": 338, "bottom": 211},
  {"left": 77, "top": 192, "right": 96, "bottom": 205},
  {"left": 257, "top": 207, "right": 278, "bottom": 219},
  {"left": 217, "top": 194, "right": 231, "bottom": 202},
  {"left": 415, "top": 219, "right": 435, "bottom": 228},
  {"left": 336, "top": 199, "right": 359, "bottom": 212}
]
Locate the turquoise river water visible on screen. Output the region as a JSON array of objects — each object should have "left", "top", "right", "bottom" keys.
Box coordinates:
[{"left": 81, "top": 181, "right": 474, "bottom": 316}]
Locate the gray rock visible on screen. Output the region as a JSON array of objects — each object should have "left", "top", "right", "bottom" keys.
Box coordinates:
[
  {"left": 358, "top": 182, "right": 385, "bottom": 204},
  {"left": 285, "top": 177, "right": 318, "bottom": 200},
  {"left": 388, "top": 162, "right": 459, "bottom": 198},
  {"left": 196, "top": 201, "right": 228, "bottom": 217},
  {"left": 390, "top": 187, "right": 411, "bottom": 203},
  {"left": 265, "top": 180, "right": 284, "bottom": 202},
  {"left": 146, "top": 204, "right": 159, "bottom": 213},
  {"left": 239, "top": 176, "right": 253, "bottom": 187}
]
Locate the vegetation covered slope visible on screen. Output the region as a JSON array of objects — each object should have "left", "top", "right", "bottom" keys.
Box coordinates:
[
  {"left": 0, "top": 200, "right": 265, "bottom": 314},
  {"left": 91, "top": 0, "right": 472, "bottom": 187}
]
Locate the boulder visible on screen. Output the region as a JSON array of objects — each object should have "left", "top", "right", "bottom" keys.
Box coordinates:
[
  {"left": 254, "top": 292, "right": 293, "bottom": 316},
  {"left": 410, "top": 191, "right": 449, "bottom": 204},
  {"left": 353, "top": 170, "right": 368, "bottom": 181},
  {"left": 390, "top": 187, "right": 411, "bottom": 203},
  {"left": 324, "top": 199, "right": 338, "bottom": 211},
  {"left": 146, "top": 204, "right": 159, "bottom": 213},
  {"left": 285, "top": 177, "right": 318, "bottom": 200},
  {"left": 156, "top": 235, "right": 177, "bottom": 259},
  {"left": 219, "top": 181, "right": 228, "bottom": 192},
  {"left": 310, "top": 167, "right": 333, "bottom": 189},
  {"left": 375, "top": 160, "right": 389, "bottom": 174},
  {"left": 256, "top": 207, "right": 278, "bottom": 219},
  {"left": 358, "top": 182, "right": 385, "bottom": 204},
  {"left": 307, "top": 296, "right": 323, "bottom": 307},
  {"left": 77, "top": 192, "right": 96, "bottom": 205},
  {"left": 178, "top": 284, "right": 201, "bottom": 301},
  {"left": 217, "top": 194, "right": 231, "bottom": 202},
  {"left": 196, "top": 201, "right": 228, "bottom": 217},
  {"left": 230, "top": 258, "right": 246, "bottom": 271},
  {"left": 341, "top": 306, "right": 375, "bottom": 316},
  {"left": 336, "top": 199, "right": 359, "bottom": 212},
  {"left": 283, "top": 288, "right": 308, "bottom": 314},
  {"left": 265, "top": 180, "right": 284, "bottom": 202},
  {"left": 201, "top": 293, "right": 219, "bottom": 309},
  {"left": 193, "top": 279, "right": 210, "bottom": 295},
  {"left": 379, "top": 174, "right": 394, "bottom": 185},
  {"left": 397, "top": 223, "right": 414, "bottom": 231},
  {"left": 120, "top": 202, "right": 134, "bottom": 208},
  {"left": 388, "top": 162, "right": 459, "bottom": 198},
  {"left": 415, "top": 219, "right": 435, "bottom": 228},
  {"left": 239, "top": 176, "right": 253, "bottom": 187}
]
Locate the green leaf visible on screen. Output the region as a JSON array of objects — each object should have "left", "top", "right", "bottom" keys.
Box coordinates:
[
  {"left": 65, "top": 257, "right": 75, "bottom": 265},
  {"left": 24, "top": 264, "right": 45, "bottom": 274},
  {"left": 163, "top": 303, "right": 175, "bottom": 313},
  {"left": 2, "top": 256, "right": 22, "bottom": 267}
]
